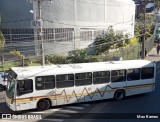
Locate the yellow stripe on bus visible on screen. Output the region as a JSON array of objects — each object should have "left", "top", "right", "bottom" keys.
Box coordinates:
[{"left": 8, "top": 83, "right": 154, "bottom": 103}]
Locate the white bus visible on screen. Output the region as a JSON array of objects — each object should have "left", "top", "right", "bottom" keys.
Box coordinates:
[{"left": 6, "top": 60, "right": 156, "bottom": 111}]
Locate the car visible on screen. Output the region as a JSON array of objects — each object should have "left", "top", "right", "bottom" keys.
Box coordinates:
[
  {"left": 146, "top": 2, "right": 155, "bottom": 13},
  {"left": 0, "top": 72, "right": 8, "bottom": 92},
  {"left": 133, "top": 0, "right": 142, "bottom": 4}
]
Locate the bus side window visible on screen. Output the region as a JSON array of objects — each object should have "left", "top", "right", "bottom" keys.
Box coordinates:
[
  {"left": 93, "top": 71, "right": 110, "bottom": 84},
  {"left": 141, "top": 67, "right": 154, "bottom": 79},
  {"left": 111, "top": 70, "right": 126, "bottom": 82},
  {"left": 36, "top": 75, "right": 55, "bottom": 90},
  {"left": 75, "top": 72, "right": 92, "bottom": 86},
  {"left": 17, "top": 79, "right": 33, "bottom": 95},
  {"left": 56, "top": 74, "right": 74, "bottom": 88},
  {"left": 127, "top": 68, "right": 140, "bottom": 81}
]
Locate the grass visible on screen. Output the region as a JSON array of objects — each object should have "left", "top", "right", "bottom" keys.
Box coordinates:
[{"left": 0, "top": 61, "right": 41, "bottom": 72}]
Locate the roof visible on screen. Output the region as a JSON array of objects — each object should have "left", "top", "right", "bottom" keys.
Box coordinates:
[{"left": 11, "top": 60, "right": 154, "bottom": 79}]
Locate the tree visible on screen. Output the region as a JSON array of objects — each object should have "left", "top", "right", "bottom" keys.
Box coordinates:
[
  {"left": 10, "top": 50, "right": 28, "bottom": 66},
  {"left": 67, "top": 49, "right": 103, "bottom": 63},
  {"left": 0, "top": 32, "right": 5, "bottom": 51},
  {"left": 152, "top": 0, "right": 160, "bottom": 12},
  {"left": 93, "top": 28, "right": 127, "bottom": 54},
  {"left": 0, "top": 15, "right": 5, "bottom": 52},
  {"left": 135, "top": 13, "right": 154, "bottom": 39},
  {"left": 67, "top": 49, "right": 88, "bottom": 63}
]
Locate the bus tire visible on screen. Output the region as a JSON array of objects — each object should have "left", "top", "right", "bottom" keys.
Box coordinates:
[
  {"left": 0, "top": 85, "right": 4, "bottom": 92},
  {"left": 37, "top": 99, "right": 50, "bottom": 111},
  {"left": 114, "top": 90, "right": 125, "bottom": 101}
]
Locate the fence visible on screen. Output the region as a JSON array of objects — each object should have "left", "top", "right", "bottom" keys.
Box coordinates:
[
  {"left": 0, "top": 28, "right": 155, "bottom": 72},
  {"left": 0, "top": 37, "right": 155, "bottom": 72},
  {"left": 103, "top": 44, "right": 141, "bottom": 61}
]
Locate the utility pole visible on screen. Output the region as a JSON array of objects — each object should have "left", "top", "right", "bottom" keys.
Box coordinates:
[
  {"left": 141, "top": 0, "right": 146, "bottom": 59},
  {"left": 37, "top": 0, "right": 45, "bottom": 66},
  {"left": 27, "top": 0, "right": 52, "bottom": 66}
]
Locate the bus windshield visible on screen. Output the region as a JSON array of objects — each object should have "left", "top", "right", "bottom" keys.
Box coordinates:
[{"left": 6, "top": 76, "right": 15, "bottom": 98}]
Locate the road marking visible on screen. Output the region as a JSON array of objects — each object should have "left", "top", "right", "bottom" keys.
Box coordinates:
[
  {"left": 30, "top": 108, "right": 60, "bottom": 114},
  {"left": 58, "top": 109, "right": 78, "bottom": 113},
  {"left": 51, "top": 113, "right": 70, "bottom": 117},
  {"left": 42, "top": 119, "right": 64, "bottom": 122},
  {"left": 65, "top": 106, "right": 84, "bottom": 110}
]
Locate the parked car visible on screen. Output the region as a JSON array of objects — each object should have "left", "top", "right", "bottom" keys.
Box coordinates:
[
  {"left": 0, "top": 72, "right": 8, "bottom": 92},
  {"left": 146, "top": 2, "right": 155, "bottom": 13}
]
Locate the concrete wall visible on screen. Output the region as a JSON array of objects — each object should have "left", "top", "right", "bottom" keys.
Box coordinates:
[
  {"left": 0, "top": 0, "right": 33, "bottom": 28},
  {"left": 0, "top": 0, "right": 135, "bottom": 55},
  {"left": 40, "top": 0, "right": 135, "bottom": 34},
  {"left": 106, "top": 0, "right": 135, "bottom": 36},
  {"left": 0, "top": 0, "right": 135, "bottom": 30}
]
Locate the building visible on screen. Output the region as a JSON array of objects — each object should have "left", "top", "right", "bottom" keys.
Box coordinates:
[{"left": 0, "top": 0, "right": 135, "bottom": 56}]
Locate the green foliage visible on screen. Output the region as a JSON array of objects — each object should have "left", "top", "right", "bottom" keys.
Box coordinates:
[
  {"left": 9, "top": 50, "right": 30, "bottom": 66},
  {"left": 137, "top": 13, "right": 144, "bottom": 21},
  {"left": 0, "top": 31, "right": 5, "bottom": 51},
  {"left": 10, "top": 50, "right": 24, "bottom": 59},
  {"left": 67, "top": 49, "right": 88, "bottom": 63},
  {"left": 152, "top": 0, "right": 160, "bottom": 12},
  {"left": 67, "top": 49, "right": 103, "bottom": 63},
  {"left": 135, "top": 14, "right": 154, "bottom": 39},
  {"left": 45, "top": 54, "right": 67, "bottom": 64},
  {"left": 85, "top": 55, "right": 103, "bottom": 62},
  {"left": 0, "top": 15, "right": 5, "bottom": 51},
  {"left": 93, "top": 28, "right": 128, "bottom": 54}
]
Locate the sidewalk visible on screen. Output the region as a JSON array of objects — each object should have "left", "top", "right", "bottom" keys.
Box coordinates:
[
  {"left": 145, "top": 46, "right": 160, "bottom": 71},
  {"left": 145, "top": 46, "right": 160, "bottom": 62}
]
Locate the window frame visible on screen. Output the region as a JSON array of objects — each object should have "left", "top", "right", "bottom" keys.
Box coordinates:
[
  {"left": 141, "top": 67, "right": 154, "bottom": 80},
  {"left": 35, "top": 75, "right": 55, "bottom": 90},
  {"left": 127, "top": 68, "right": 141, "bottom": 81},
  {"left": 56, "top": 74, "right": 74, "bottom": 88},
  {"left": 75, "top": 72, "right": 92, "bottom": 86},
  {"left": 17, "top": 79, "right": 33, "bottom": 95},
  {"left": 93, "top": 71, "right": 110, "bottom": 84},
  {"left": 111, "top": 69, "right": 126, "bottom": 83}
]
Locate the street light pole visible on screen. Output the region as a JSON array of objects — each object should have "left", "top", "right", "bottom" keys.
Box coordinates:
[
  {"left": 141, "top": 0, "right": 146, "bottom": 59},
  {"left": 27, "top": 0, "right": 52, "bottom": 65},
  {"left": 37, "top": 0, "right": 45, "bottom": 66}
]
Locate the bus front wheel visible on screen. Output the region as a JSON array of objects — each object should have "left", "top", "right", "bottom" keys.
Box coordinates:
[
  {"left": 114, "top": 90, "right": 125, "bottom": 101},
  {"left": 37, "top": 99, "right": 50, "bottom": 111}
]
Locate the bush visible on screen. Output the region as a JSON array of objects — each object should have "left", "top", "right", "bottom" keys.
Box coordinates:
[
  {"left": 86, "top": 55, "right": 103, "bottom": 62},
  {"left": 45, "top": 54, "right": 67, "bottom": 64},
  {"left": 67, "top": 49, "right": 104, "bottom": 63},
  {"left": 67, "top": 49, "right": 88, "bottom": 63}
]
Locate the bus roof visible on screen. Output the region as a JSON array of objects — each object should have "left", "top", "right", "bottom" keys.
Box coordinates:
[{"left": 10, "top": 60, "right": 155, "bottom": 79}]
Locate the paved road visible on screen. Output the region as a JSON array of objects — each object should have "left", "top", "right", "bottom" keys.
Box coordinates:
[{"left": 0, "top": 92, "right": 91, "bottom": 122}]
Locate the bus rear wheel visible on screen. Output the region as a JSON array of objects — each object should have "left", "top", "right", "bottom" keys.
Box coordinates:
[
  {"left": 114, "top": 90, "right": 125, "bottom": 101},
  {"left": 37, "top": 99, "right": 50, "bottom": 111}
]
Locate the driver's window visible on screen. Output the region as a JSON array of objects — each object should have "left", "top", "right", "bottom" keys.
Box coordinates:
[{"left": 17, "top": 79, "right": 33, "bottom": 95}]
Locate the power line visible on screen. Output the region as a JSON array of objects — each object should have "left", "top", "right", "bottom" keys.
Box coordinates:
[
  {"left": 44, "top": 19, "right": 134, "bottom": 28},
  {"left": 1, "top": 19, "right": 32, "bottom": 24},
  {"left": 70, "top": 0, "right": 135, "bottom": 7}
]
